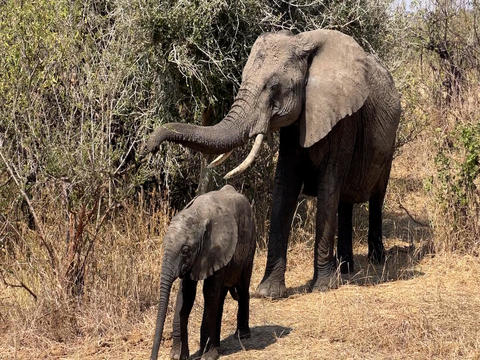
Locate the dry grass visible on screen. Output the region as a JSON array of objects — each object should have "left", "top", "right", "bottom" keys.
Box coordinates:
[
  {"left": 3, "top": 250, "right": 479, "bottom": 359},
  {"left": 2, "top": 133, "right": 480, "bottom": 360}
]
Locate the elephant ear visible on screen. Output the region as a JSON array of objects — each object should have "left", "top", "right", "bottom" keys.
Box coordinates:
[
  {"left": 190, "top": 211, "right": 238, "bottom": 281},
  {"left": 298, "top": 30, "right": 370, "bottom": 148}
]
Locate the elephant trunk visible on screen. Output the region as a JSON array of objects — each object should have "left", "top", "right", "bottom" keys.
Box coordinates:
[
  {"left": 151, "top": 260, "right": 177, "bottom": 360},
  {"left": 144, "top": 85, "right": 262, "bottom": 156}
]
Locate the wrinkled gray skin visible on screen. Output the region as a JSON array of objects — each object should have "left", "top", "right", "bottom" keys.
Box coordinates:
[
  {"left": 144, "top": 30, "right": 401, "bottom": 299},
  {"left": 151, "top": 185, "right": 256, "bottom": 360}
]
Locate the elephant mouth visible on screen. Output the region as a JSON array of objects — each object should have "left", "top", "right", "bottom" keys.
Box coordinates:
[
  {"left": 208, "top": 133, "right": 265, "bottom": 179},
  {"left": 270, "top": 115, "right": 294, "bottom": 130}
]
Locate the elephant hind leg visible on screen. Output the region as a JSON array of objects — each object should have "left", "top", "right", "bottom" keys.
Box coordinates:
[
  {"left": 235, "top": 269, "right": 252, "bottom": 339},
  {"left": 368, "top": 192, "right": 386, "bottom": 264},
  {"left": 367, "top": 160, "right": 392, "bottom": 264},
  {"left": 337, "top": 201, "right": 354, "bottom": 274}
]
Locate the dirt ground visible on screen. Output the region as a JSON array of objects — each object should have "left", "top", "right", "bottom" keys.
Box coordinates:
[{"left": 2, "top": 140, "right": 480, "bottom": 359}]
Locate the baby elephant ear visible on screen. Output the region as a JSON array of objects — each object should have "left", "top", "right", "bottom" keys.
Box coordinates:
[
  {"left": 298, "top": 30, "right": 370, "bottom": 148},
  {"left": 190, "top": 214, "right": 238, "bottom": 281}
]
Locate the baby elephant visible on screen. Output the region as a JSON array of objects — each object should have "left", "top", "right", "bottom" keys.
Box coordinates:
[{"left": 151, "top": 185, "right": 256, "bottom": 360}]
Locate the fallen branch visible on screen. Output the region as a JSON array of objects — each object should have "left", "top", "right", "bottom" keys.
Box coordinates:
[{"left": 398, "top": 201, "right": 430, "bottom": 227}]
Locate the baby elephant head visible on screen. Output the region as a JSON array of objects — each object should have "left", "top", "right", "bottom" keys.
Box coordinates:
[{"left": 168, "top": 209, "right": 238, "bottom": 281}]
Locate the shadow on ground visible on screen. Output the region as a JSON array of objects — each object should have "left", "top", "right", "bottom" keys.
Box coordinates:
[
  {"left": 353, "top": 203, "right": 433, "bottom": 247},
  {"left": 344, "top": 245, "right": 426, "bottom": 286},
  {"left": 218, "top": 325, "right": 291, "bottom": 356},
  {"left": 285, "top": 244, "right": 427, "bottom": 297},
  {"left": 284, "top": 205, "right": 433, "bottom": 296}
]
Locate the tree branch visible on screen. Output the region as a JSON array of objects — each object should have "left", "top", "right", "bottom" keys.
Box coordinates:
[
  {"left": 0, "top": 272, "right": 37, "bottom": 301},
  {"left": 0, "top": 141, "right": 57, "bottom": 269},
  {"left": 398, "top": 200, "right": 430, "bottom": 227}
]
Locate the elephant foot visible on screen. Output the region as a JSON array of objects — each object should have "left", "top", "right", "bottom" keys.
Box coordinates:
[
  {"left": 256, "top": 278, "right": 286, "bottom": 299},
  {"left": 235, "top": 327, "right": 251, "bottom": 339},
  {"left": 170, "top": 341, "right": 190, "bottom": 360},
  {"left": 310, "top": 273, "right": 338, "bottom": 292},
  {"left": 170, "top": 338, "right": 189, "bottom": 360},
  {"left": 201, "top": 347, "right": 220, "bottom": 360}
]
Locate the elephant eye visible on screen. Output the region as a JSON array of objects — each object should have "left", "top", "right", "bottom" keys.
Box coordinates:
[
  {"left": 270, "top": 82, "right": 280, "bottom": 93},
  {"left": 181, "top": 245, "right": 190, "bottom": 257}
]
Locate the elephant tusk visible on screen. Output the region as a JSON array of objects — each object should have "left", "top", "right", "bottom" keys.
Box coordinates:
[
  {"left": 207, "top": 150, "right": 233, "bottom": 168},
  {"left": 224, "top": 134, "right": 264, "bottom": 179}
]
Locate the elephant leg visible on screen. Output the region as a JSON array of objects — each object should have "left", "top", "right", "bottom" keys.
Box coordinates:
[
  {"left": 214, "top": 288, "right": 228, "bottom": 347},
  {"left": 368, "top": 192, "right": 386, "bottom": 264},
  {"left": 311, "top": 183, "right": 340, "bottom": 291},
  {"left": 367, "top": 158, "right": 391, "bottom": 264},
  {"left": 171, "top": 277, "right": 197, "bottom": 360},
  {"left": 256, "top": 147, "right": 303, "bottom": 298},
  {"left": 200, "top": 274, "right": 224, "bottom": 360},
  {"left": 235, "top": 272, "right": 252, "bottom": 339},
  {"left": 311, "top": 121, "right": 355, "bottom": 291},
  {"left": 337, "top": 201, "right": 354, "bottom": 274}
]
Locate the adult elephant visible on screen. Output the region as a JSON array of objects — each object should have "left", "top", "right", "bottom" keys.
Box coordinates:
[{"left": 144, "top": 29, "right": 401, "bottom": 298}]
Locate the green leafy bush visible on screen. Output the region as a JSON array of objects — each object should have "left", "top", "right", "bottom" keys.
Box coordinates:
[{"left": 433, "top": 94, "right": 480, "bottom": 252}]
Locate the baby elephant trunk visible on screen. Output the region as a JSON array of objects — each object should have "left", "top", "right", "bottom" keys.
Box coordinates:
[{"left": 151, "top": 268, "right": 176, "bottom": 360}]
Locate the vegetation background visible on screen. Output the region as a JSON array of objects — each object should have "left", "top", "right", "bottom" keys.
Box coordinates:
[{"left": 0, "top": 0, "right": 479, "bottom": 358}]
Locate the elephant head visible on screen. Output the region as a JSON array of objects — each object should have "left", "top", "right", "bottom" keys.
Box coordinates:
[
  {"left": 150, "top": 194, "right": 238, "bottom": 359},
  {"left": 145, "top": 29, "right": 370, "bottom": 178}
]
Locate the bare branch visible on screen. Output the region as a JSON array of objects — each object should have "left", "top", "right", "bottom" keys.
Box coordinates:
[
  {"left": 0, "top": 272, "right": 37, "bottom": 301},
  {"left": 0, "top": 143, "right": 57, "bottom": 269},
  {"left": 398, "top": 200, "right": 430, "bottom": 228}
]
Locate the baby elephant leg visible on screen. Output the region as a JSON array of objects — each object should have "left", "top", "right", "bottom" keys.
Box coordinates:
[
  {"left": 235, "top": 273, "right": 251, "bottom": 339},
  {"left": 200, "top": 274, "right": 226, "bottom": 360},
  {"left": 171, "top": 277, "right": 197, "bottom": 360}
]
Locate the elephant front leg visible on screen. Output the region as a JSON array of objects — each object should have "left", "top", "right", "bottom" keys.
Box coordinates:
[
  {"left": 200, "top": 274, "right": 225, "bottom": 360},
  {"left": 256, "top": 152, "right": 302, "bottom": 299},
  {"left": 171, "top": 277, "right": 197, "bottom": 360},
  {"left": 337, "top": 201, "right": 354, "bottom": 274}
]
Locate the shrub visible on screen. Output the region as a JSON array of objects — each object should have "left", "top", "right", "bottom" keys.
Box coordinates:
[{"left": 433, "top": 90, "right": 480, "bottom": 253}]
